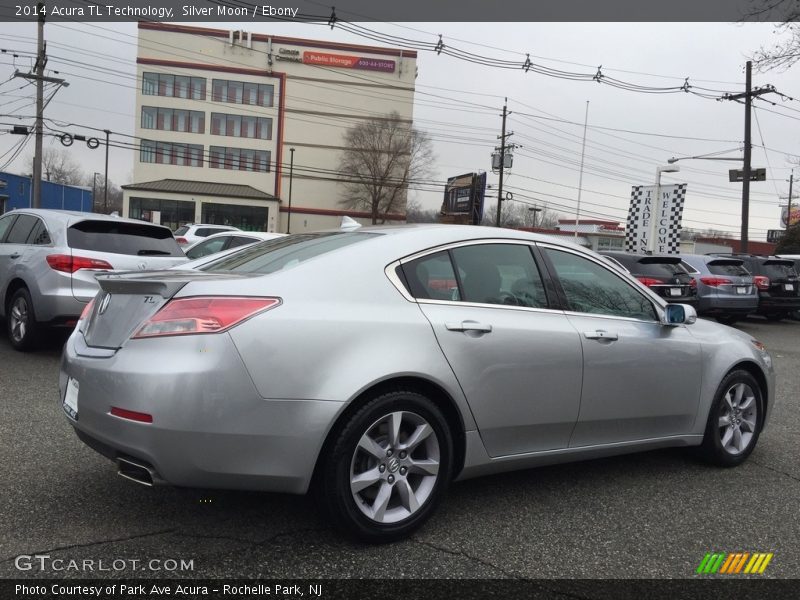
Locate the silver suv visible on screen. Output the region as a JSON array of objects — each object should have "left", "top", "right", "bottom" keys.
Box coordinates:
[
  {"left": 679, "top": 254, "right": 758, "bottom": 325},
  {"left": 173, "top": 224, "right": 240, "bottom": 247},
  {"left": 0, "top": 209, "right": 188, "bottom": 351}
]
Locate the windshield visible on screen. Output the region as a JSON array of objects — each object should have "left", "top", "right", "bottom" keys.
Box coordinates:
[{"left": 200, "top": 232, "right": 378, "bottom": 274}]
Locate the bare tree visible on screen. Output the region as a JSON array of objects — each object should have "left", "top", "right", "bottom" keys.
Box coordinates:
[
  {"left": 405, "top": 199, "right": 441, "bottom": 223},
  {"left": 481, "top": 201, "right": 560, "bottom": 229},
  {"left": 339, "top": 112, "right": 434, "bottom": 224},
  {"left": 747, "top": 1, "right": 800, "bottom": 70},
  {"left": 30, "top": 148, "right": 85, "bottom": 186}
]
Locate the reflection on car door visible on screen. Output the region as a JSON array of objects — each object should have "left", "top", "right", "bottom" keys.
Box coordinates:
[
  {"left": 402, "top": 242, "right": 583, "bottom": 457},
  {"left": 541, "top": 246, "right": 703, "bottom": 446}
]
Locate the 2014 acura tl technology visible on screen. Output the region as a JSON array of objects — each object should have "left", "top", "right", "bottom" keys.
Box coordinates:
[{"left": 60, "top": 226, "right": 775, "bottom": 542}]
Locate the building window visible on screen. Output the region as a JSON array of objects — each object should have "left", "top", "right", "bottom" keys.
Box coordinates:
[
  {"left": 201, "top": 202, "right": 269, "bottom": 231},
  {"left": 210, "top": 113, "right": 272, "bottom": 139},
  {"left": 141, "top": 107, "right": 205, "bottom": 134},
  {"left": 211, "top": 79, "right": 273, "bottom": 107},
  {"left": 129, "top": 197, "right": 196, "bottom": 231},
  {"left": 209, "top": 146, "right": 270, "bottom": 172},
  {"left": 140, "top": 140, "right": 203, "bottom": 167},
  {"left": 142, "top": 72, "right": 206, "bottom": 100}
]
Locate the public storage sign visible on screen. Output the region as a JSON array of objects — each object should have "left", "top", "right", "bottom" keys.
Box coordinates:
[{"left": 303, "top": 51, "right": 396, "bottom": 72}]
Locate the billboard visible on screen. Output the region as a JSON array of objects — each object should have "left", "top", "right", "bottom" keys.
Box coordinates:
[
  {"left": 442, "top": 172, "right": 486, "bottom": 225},
  {"left": 625, "top": 184, "right": 687, "bottom": 254},
  {"left": 780, "top": 205, "right": 800, "bottom": 227}
]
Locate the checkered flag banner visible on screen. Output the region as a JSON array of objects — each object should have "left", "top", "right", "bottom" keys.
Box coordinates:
[{"left": 625, "top": 183, "right": 687, "bottom": 254}]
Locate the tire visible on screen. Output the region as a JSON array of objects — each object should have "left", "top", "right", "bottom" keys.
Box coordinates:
[
  {"left": 6, "top": 287, "right": 40, "bottom": 352},
  {"left": 765, "top": 313, "right": 784, "bottom": 322},
  {"left": 316, "top": 389, "right": 454, "bottom": 543},
  {"left": 716, "top": 315, "right": 739, "bottom": 326},
  {"left": 699, "top": 370, "right": 763, "bottom": 467}
]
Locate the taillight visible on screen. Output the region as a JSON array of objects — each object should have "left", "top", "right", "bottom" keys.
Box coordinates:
[
  {"left": 78, "top": 298, "right": 95, "bottom": 322},
  {"left": 689, "top": 278, "right": 697, "bottom": 288},
  {"left": 754, "top": 276, "right": 770, "bottom": 290},
  {"left": 700, "top": 277, "right": 732, "bottom": 287},
  {"left": 636, "top": 277, "right": 661, "bottom": 287},
  {"left": 176, "top": 237, "right": 188, "bottom": 244},
  {"left": 47, "top": 254, "right": 113, "bottom": 273},
  {"left": 132, "top": 296, "right": 280, "bottom": 339}
]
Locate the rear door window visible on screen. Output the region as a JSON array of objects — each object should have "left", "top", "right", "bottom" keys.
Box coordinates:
[
  {"left": 5, "top": 214, "right": 37, "bottom": 244},
  {"left": 67, "top": 220, "right": 184, "bottom": 256}
]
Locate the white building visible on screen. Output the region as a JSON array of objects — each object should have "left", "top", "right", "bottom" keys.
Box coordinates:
[{"left": 123, "top": 22, "right": 418, "bottom": 232}]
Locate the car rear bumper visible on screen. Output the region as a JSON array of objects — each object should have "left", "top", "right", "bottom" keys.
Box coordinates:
[
  {"left": 59, "top": 331, "right": 342, "bottom": 494},
  {"left": 696, "top": 296, "right": 758, "bottom": 315},
  {"left": 757, "top": 296, "right": 800, "bottom": 314}
]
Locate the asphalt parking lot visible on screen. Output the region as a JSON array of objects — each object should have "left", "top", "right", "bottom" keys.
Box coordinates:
[{"left": 0, "top": 317, "right": 798, "bottom": 580}]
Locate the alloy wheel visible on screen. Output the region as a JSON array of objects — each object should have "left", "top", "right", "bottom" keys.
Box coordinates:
[
  {"left": 9, "top": 296, "right": 29, "bottom": 343},
  {"left": 349, "top": 410, "right": 440, "bottom": 524},
  {"left": 718, "top": 382, "right": 758, "bottom": 455}
]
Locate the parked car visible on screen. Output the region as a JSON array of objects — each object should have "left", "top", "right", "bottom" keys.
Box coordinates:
[
  {"left": 777, "top": 255, "right": 800, "bottom": 320},
  {"left": 61, "top": 226, "right": 774, "bottom": 542},
  {"left": 679, "top": 254, "right": 758, "bottom": 325},
  {"left": 0, "top": 209, "right": 188, "bottom": 351},
  {"left": 173, "top": 223, "right": 240, "bottom": 246},
  {"left": 710, "top": 254, "right": 800, "bottom": 321},
  {"left": 598, "top": 251, "right": 698, "bottom": 307},
  {"left": 183, "top": 231, "right": 285, "bottom": 260}
]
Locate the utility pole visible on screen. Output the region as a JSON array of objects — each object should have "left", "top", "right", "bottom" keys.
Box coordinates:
[
  {"left": 787, "top": 170, "right": 795, "bottom": 232},
  {"left": 723, "top": 61, "right": 776, "bottom": 253},
  {"left": 103, "top": 129, "right": 110, "bottom": 212},
  {"left": 286, "top": 147, "right": 295, "bottom": 234},
  {"left": 32, "top": 1, "right": 45, "bottom": 209},
  {"left": 493, "top": 100, "right": 516, "bottom": 228}
]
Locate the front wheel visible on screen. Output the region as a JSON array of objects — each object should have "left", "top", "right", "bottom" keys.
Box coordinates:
[
  {"left": 317, "top": 389, "right": 454, "bottom": 543},
  {"left": 699, "top": 370, "right": 763, "bottom": 467}
]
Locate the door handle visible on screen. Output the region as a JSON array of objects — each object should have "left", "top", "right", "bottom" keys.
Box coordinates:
[
  {"left": 9, "top": 253, "right": 21, "bottom": 259},
  {"left": 583, "top": 330, "right": 618, "bottom": 341},
  {"left": 445, "top": 321, "right": 492, "bottom": 333}
]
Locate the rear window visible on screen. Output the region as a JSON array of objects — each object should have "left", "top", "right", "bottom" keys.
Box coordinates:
[
  {"left": 762, "top": 261, "right": 797, "bottom": 280},
  {"left": 631, "top": 260, "right": 687, "bottom": 278},
  {"left": 67, "top": 220, "right": 184, "bottom": 257},
  {"left": 174, "top": 226, "right": 189, "bottom": 236},
  {"left": 708, "top": 260, "right": 749, "bottom": 277},
  {"left": 201, "top": 232, "right": 377, "bottom": 273}
]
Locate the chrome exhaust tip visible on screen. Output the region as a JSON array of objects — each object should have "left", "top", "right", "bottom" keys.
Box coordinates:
[{"left": 117, "top": 457, "right": 156, "bottom": 487}]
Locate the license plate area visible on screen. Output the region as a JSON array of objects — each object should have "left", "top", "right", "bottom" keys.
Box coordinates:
[
  {"left": 669, "top": 287, "right": 682, "bottom": 297},
  {"left": 737, "top": 286, "right": 747, "bottom": 295},
  {"left": 784, "top": 284, "right": 794, "bottom": 291},
  {"left": 63, "top": 377, "right": 79, "bottom": 420}
]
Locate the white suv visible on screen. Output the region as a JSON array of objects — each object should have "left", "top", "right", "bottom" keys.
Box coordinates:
[{"left": 173, "top": 224, "right": 240, "bottom": 246}]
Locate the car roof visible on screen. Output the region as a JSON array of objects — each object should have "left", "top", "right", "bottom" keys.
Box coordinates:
[{"left": 202, "top": 230, "right": 285, "bottom": 241}]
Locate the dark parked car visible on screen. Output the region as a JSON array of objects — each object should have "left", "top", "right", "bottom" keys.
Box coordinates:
[
  {"left": 710, "top": 254, "right": 800, "bottom": 321},
  {"left": 679, "top": 254, "right": 758, "bottom": 325},
  {"left": 599, "top": 252, "right": 698, "bottom": 307}
]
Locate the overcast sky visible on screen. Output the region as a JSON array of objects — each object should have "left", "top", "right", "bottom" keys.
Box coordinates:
[{"left": 1, "top": 20, "right": 798, "bottom": 239}]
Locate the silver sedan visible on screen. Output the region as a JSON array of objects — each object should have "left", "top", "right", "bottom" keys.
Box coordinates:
[{"left": 60, "top": 226, "right": 775, "bottom": 542}]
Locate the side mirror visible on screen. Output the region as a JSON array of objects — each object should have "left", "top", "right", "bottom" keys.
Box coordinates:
[{"left": 663, "top": 303, "right": 697, "bottom": 326}]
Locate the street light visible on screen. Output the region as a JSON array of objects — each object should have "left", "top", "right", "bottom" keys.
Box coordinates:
[{"left": 286, "top": 147, "right": 295, "bottom": 234}]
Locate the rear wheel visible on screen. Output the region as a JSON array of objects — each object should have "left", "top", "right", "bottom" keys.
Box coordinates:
[
  {"left": 317, "top": 389, "right": 453, "bottom": 543},
  {"left": 6, "top": 287, "right": 40, "bottom": 351},
  {"left": 699, "top": 370, "right": 763, "bottom": 467}
]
